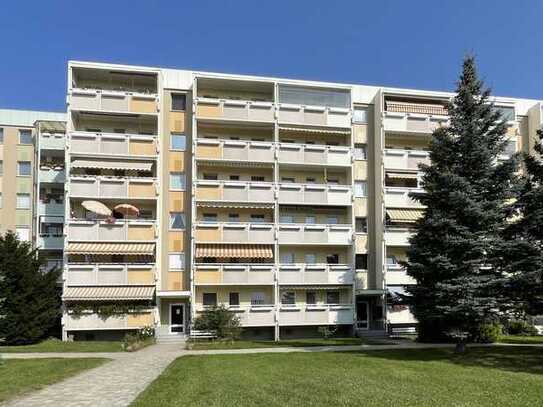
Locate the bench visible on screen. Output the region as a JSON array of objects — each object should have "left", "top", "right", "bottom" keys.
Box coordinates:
[
  {"left": 189, "top": 330, "right": 218, "bottom": 340},
  {"left": 389, "top": 326, "right": 417, "bottom": 337}
]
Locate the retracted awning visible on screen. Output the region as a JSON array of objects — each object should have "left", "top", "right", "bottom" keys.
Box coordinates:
[
  {"left": 280, "top": 286, "right": 350, "bottom": 290},
  {"left": 71, "top": 159, "right": 153, "bottom": 171},
  {"left": 63, "top": 285, "right": 155, "bottom": 301},
  {"left": 386, "top": 208, "right": 424, "bottom": 223},
  {"left": 196, "top": 202, "right": 275, "bottom": 209},
  {"left": 386, "top": 101, "right": 448, "bottom": 116},
  {"left": 279, "top": 126, "right": 350, "bottom": 135},
  {"left": 195, "top": 244, "right": 273, "bottom": 259},
  {"left": 386, "top": 172, "right": 418, "bottom": 181},
  {"left": 66, "top": 242, "right": 155, "bottom": 255}
]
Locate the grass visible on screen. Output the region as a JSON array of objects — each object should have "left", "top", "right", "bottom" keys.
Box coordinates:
[
  {"left": 499, "top": 335, "right": 543, "bottom": 345},
  {"left": 185, "top": 337, "right": 398, "bottom": 350},
  {"left": 0, "top": 358, "right": 107, "bottom": 402},
  {"left": 0, "top": 339, "right": 123, "bottom": 353},
  {"left": 132, "top": 347, "right": 543, "bottom": 407}
]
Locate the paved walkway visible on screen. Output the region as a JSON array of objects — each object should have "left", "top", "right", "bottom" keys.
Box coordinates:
[{"left": 3, "top": 341, "right": 542, "bottom": 407}]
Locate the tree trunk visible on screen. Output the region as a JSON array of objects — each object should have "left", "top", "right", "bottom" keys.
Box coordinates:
[{"left": 455, "top": 340, "right": 466, "bottom": 353}]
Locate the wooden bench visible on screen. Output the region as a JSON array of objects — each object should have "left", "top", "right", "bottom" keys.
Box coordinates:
[
  {"left": 189, "top": 330, "right": 218, "bottom": 340},
  {"left": 389, "top": 326, "right": 417, "bottom": 337}
]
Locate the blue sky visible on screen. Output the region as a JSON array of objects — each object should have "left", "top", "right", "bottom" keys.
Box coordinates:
[{"left": 1, "top": 0, "right": 542, "bottom": 111}]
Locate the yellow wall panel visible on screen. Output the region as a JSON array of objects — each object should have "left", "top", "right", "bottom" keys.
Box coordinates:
[
  {"left": 127, "top": 224, "right": 155, "bottom": 240},
  {"left": 353, "top": 124, "right": 368, "bottom": 144},
  {"left": 168, "top": 154, "right": 184, "bottom": 171},
  {"left": 168, "top": 192, "right": 185, "bottom": 211},
  {"left": 196, "top": 144, "right": 221, "bottom": 159},
  {"left": 130, "top": 98, "right": 157, "bottom": 113},
  {"left": 127, "top": 270, "right": 154, "bottom": 284},
  {"left": 354, "top": 198, "right": 368, "bottom": 217},
  {"left": 195, "top": 227, "right": 220, "bottom": 242},
  {"left": 166, "top": 272, "right": 185, "bottom": 291},
  {"left": 196, "top": 104, "right": 221, "bottom": 118},
  {"left": 129, "top": 183, "right": 156, "bottom": 198},
  {"left": 354, "top": 161, "right": 368, "bottom": 180},
  {"left": 127, "top": 312, "right": 153, "bottom": 327},
  {"left": 195, "top": 185, "right": 220, "bottom": 200},
  {"left": 168, "top": 112, "right": 185, "bottom": 133},
  {"left": 194, "top": 270, "right": 221, "bottom": 284},
  {"left": 355, "top": 234, "right": 368, "bottom": 253},
  {"left": 129, "top": 139, "right": 156, "bottom": 156},
  {"left": 168, "top": 232, "right": 185, "bottom": 251}
]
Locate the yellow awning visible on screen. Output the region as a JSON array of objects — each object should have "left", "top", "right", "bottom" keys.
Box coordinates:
[
  {"left": 196, "top": 202, "right": 274, "bottom": 209},
  {"left": 386, "top": 172, "right": 418, "bottom": 181},
  {"left": 66, "top": 242, "right": 155, "bottom": 255},
  {"left": 195, "top": 244, "right": 273, "bottom": 259},
  {"left": 63, "top": 286, "right": 155, "bottom": 301},
  {"left": 386, "top": 208, "right": 424, "bottom": 223},
  {"left": 386, "top": 101, "right": 448, "bottom": 116},
  {"left": 71, "top": 159, "right": 153, "bottom": 171},
  {"left": 279, "top": 126, "right": 350, "bottom": 135}
]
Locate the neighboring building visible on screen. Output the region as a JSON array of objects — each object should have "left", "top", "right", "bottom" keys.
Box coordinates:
[{"left": 0, "top": 62, "right": 539, "bottom": 341}]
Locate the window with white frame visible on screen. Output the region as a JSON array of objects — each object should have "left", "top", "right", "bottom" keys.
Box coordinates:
[
  {"left": 354, "top": 181, "right": 367, "bottom": 198},
  {"left": 305, "top": 253, "right": 317, "bottom": 264},
  {"left": 169, "top": 212, "right": 186, "bottom": 229},
  {"left": 202, "top": 213, "right": 217, "bottom": 222},
  {"left": 18, "top": 161, "right": 31, "bottom": 176},
  {"left": 170, "top": 133, "right": 186, "bottom": 151},
  {"left": 386, "top": 255, "right": 398, "bottom": 266},
  {"left": 169, "top": 172, "right": 186, "bottom": 190},
  {"left": 281, "top": 253, "right": 295, "bottom": 264},
  {"left": 16, "top": 227, "right": 30, "bottom": 241},
  {"left": 355, "top": 217, "right": 367, "bottom": 233},
  {"left": 326, "top": 291, "right": 340, "bottom": 304},
  {"left": 354, "top": 144, "right": 367, "bottom": 160},
  {"left": 171, "top": 94, "right": 186, "bottom": 111},
  {"left": 19, "top": 129, "right": 32, "bottom": 144},
  {"left": 203, "top": 292, "right": 217, "bottom": 306},
  {"left": 306, "top": 291, "right": 317, "bottom": 305},
  {"left": 169, "top": 253, "right": 185, "bottom": 270},
  {"left": 251, "top": 291, "right": 266, "bottom": 305},
  {"left": 305, "top": 215, "right": 316, "bottom": 224},
  {"left": 353, "top": 107, "right": 368, "bottom": 124},
  {"left": 16, "top": 193, "right": 30, "bottom": 209},
  {"left": 280, "top": 215, "right": 294, "bottom": 223},
  {"left": 281, "top": 291, "right": 295, "bottom": 305}
]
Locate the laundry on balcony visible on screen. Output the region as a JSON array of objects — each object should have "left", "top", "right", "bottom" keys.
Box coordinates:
[
  {"left": 386, "top": 208, "right": 424, "bottom": 223},
  {"left": 63, "top": 285, "right": 155, "bottom": 301},
  {"left": 195, "top": 243, "right": 273, "bottom": 259},
  {"left": 66, "top": 242, "right": 155, "bottom": 255},
  {"left": 71, "top": 158, "right": 153, "bottom": 171}
]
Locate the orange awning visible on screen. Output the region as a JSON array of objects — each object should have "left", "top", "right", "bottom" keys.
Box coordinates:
[{"left": 66, "top": 242, "right": 155, "bottom": 255}]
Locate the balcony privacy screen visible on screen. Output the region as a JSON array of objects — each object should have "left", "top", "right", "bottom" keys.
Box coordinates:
[{"left": 278, "top": 85, "right": 350, "bottom": 108}]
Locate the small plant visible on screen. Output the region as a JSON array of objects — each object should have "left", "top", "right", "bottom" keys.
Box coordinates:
[
  {"left": 121, "top": 325, "right": 155, "bottom": 352},
  {"left": 192, "top": 305, "right": 241, "bottom": 340},
  {"left": 471, "top": 323, "right": 503, "bottom": 343},
  {"left": 318, "top": 326, "right": 337, "bottom": 339},
  {"left": 504, "top": 320, "right": 538, "bottom": 336}
]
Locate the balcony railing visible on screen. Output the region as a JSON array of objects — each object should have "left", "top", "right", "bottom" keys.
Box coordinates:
[
  {"left": 278, "top": 264, "right": 353, "bottom": 284},
  {"left": 69, "top": 176, "right": 158, "bottom": 199},
  {"left": 278, "top": 143, "right": 351, "bottom": 166},
  {"left": 38, "top": 235, "right": 64, "bottom": 250},
  {"left": 40, "top": 133, "right": 65, "bottom": 150},
  {"left": 65, "top": 263, "right": 156, "bottom": 285},
  {"left": 384, "top": 149, "right": 430, "bottom": 170},
  {"left": 278, "top": 224, "right": 352, "bottom": 245},
  {"left": 39, "top": 168, "right": 66, "bottom": 183},
  {"left": 195, "top": 180, "right": 275, "bottom": 203},
  {"left": 195, "top": 305, "right": 276, "bottom": 327},
  {"left": 385, "top": 187, "right": 424, "bottom": 207},
  {"left": 69, "top": 89, "right": 158, "bottom": 114},
  {"left": 63, "top": 311, "right": 154, "bottom": 331},
  {"left": 196, "top": 98, "right": 275, "bottom": 122},
  {"left": 70, "top": 131, "right": 158, "bottom": 157},
  {"left": 38, "top": 201, "right": 65, "bottom": 216},
  {"left": 385, "top": 227, "right": 414, "bottom": 247},
  {"left": 194, "top": 264, "right": 275, "bottom": 285},
  {"left": 194, "top": 222, "right": 275, "bottom": 243},
  {"left": 277, "top": 105, "right": 350, "bottom": 128},
  {"left": 195, "top": 139, "right": 274, "bottom": 162},
  {"left": 278, "top": 304, "right": 354, "bottom": 326},
  {"left": 278, "top": 183, "right": 351, "bottom": 206},
  {"left": 67, "top": 219, "right": 156, "bottom": 241},
  {"left": 383, "top": 112, "right": 447, "bottom": 134},
  {"left": 386, "top": 266, "right": 416, "bottom": 285}
]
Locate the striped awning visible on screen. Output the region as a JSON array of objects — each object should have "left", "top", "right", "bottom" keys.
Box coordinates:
[
  {"left": 386, "top": 172, "right": 418, "bottom": 181},
  {"left": 386, "top": 208, "right": 424, "bottom": 223},
  {"left": 66, "top": 242, "right": 155, "bottom": 255},
  {"left": 280, "top": 286, "right": 349, "bottom": 290},
  {"left": 196, "top": 202, "right": 274, "bottom": 209},
  {"left": 63, "top": 285, "right": 155, "bottom": 301},
  {"left": 279, "top": 126, "right": 350, "bottom": 135},
  {"left": 386, "top": 101, "right": 448, "bottom": 116},
  {"left": 196, "top": 160, "right": 273, "bottom": 168},
  {"left": 195, "top": 244, "right": 273, "bottom": 259},
  {"left": 71, "top": 159, "right": 153, "bottom": 171}
]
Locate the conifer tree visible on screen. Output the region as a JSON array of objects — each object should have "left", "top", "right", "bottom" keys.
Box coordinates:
[
  {"left": 404, "top": 56, "right": 518, "bottom": 347},
  {"left": 0, "top": 231, "right": 61, "bottom": 345}
]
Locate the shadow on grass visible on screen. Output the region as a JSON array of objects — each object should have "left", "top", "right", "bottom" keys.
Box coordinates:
[{"left": 340, "top": 346, "right": 543, "bottom": 376}]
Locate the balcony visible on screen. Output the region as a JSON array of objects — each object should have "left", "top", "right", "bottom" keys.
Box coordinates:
[
  {"left": 195, "top": 139, "right": 274, "bottom": 163},
  {"left": 277, "top": 105, "right": 350, "bottom": 128},
  {"left": 67, "top": 219, "right": 156, "bottom": 241},
  {"left": 384, "top": 149, "right": 430, "bottom": 170},
  {"left": 385, "top": 227, "right": 414, "bottom": 247},
  {"left": 194, "top": 264, "right": 275, "bottom": 285},
  {"left": 195, "top": 180, "right": 274, "bottom": 203},
  {"left": 40, "top": 168, "right": 66, "bottom": 183},
  {"left": 65, "top": 264, "right": 155, "bottom": 285},
  {"left": 40, "top": 133, "right": 65, "bottom": 150},
  {"left": 385, "top": 187, "right": 424, "bottom": 207},
  {"left": 38, "top": 235, "right": 64, "bottom": 250},
  {"left": 278, "top": 304, "right": 354, "bottom": 326},
  {"left": 69, "top": 176, "right": 157, "bottom": 199},
  {"left": 383, "top": 112, "right": 447, "bottom": 135},
  {"left": 39, "top": 201, "right": 65, "bottom": 216},
  {"left": 386, "top": 266, "right": 416, "bottom": 285},
  {"left": 69, "top": 89, "right": 158, "bottom": 114},
  {"left": 278, "top": 143, "right": 351, "bottom": 167},
  {"left": 278, "top": 264, "right": 353, "bottom": 285},
  {"left": 278, "top": 183, "right": 351, "bottom": 206},
  {"left": 64, "top": 311, "right": 154, "bottom": 331},
  {"left": 196, "top": 98, "right": 275, "bottom": 122},
  {"left": 278, "top": 224, "right": 352, "bottom": 245},
  {"left": 194, "top": 222, "right": 275, "bottom": 243},
  {"left": 70, "top": 131, "right": 157, "bottom": 157}
]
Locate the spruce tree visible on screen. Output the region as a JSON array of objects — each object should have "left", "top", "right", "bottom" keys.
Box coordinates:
[
  {"left": 404, "top": 56, "right": 518, "bottom": 347},
  {"left": 0, "top": 231, "right": 61, "bottom": 345}
]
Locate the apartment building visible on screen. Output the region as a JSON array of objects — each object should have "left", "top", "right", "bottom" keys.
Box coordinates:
[{"left": 1, "top": 61, "right": 540, "bottom": 341}]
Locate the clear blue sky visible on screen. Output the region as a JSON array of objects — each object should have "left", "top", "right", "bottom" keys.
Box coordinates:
[{"left": 1, "top": 0, "right": 542, "bottom": 112}]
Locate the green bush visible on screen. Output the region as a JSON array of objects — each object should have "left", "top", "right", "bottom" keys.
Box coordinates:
[
  {"left": 192, "top": 305, "right": 241, "bottom": 340},
  {"left": 505, "top": 320, "right": 538, "bottom": 336},
  {"left": 121, "top": 326, "right": 155, "bottom": 352},
  {"left": 471, "top": 323, "right": 503, "bottom": 343}
]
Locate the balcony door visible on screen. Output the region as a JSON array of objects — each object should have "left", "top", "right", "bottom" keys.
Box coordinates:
[
  {"left": 170, "top": 303, "right": 185, "bottom": 334},
  {"left": 356, "top": 300, "right": 369, "bottom": 330}
]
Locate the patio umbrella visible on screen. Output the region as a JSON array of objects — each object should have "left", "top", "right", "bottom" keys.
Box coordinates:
[
  {"left": 82, "top": 200, "right": 112, "bottom": 217},
  {"left": 114, "top": 204, "right": 140, "bottom": 217}
]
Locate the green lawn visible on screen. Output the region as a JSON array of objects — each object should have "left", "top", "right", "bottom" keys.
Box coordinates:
[
  {"left": 186, "top": 337, "right": 397, "bottom": 350},
  {"left": 133, "top": 347, "right": 543, "bottom": 407},
  {"left": 0, "top": 358, "right": 107, "bottom": 402},
  {"left": 0, "top": 339, "right": 122, "bottom": 353},
  {"left": 499, "top": 335, "right": 543, "bottom": 345}
]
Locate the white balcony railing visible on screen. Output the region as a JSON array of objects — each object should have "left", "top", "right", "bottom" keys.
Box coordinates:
[
  {"left": 39, "top": 168, "right": 66, "bottom": 183},
  {"left": 386, "top": 266, "right": 416, "bottom": 285},
  {"left": 65, "top": 263, "right": 156, "bottom": 286},
  {"left": 194, "top": 222, "right": 275, "bottom": 243},
  {"left": 195, "top": 180, "right": 275, "bottom": 203},
  {"left": 38, "top": 235, "right": 64, "bottom": 250},
  {"left": 69, "top": 89, "right": 158, "bottom": 114},
  {"left": 278, "top": 264, "right": 353, "bottom": 284},
  {"left": 385, "top": 227, "right": 414, "bottom": 247},
  {"left": 196, "top": 98, "right": 275, "bottom": 122},
  {"left": 69, "top": 176, "right": 158, "bottom": 199},
  {"left": 195, "top": 139, "right": 274, "bottom": 163},
  {"left": 38, "top": 201, "right": 65, "bottom": 216},
  {"left": 70, "top": 131, "right": 158, "bottom": 157},
  {"left": 194, "top": 264, "right": 275, "bottom": 285},
  {"left": 383, "top": 112, "right": 448, "bottom": 134},
  {"left": 278, "top": 183, "right": 351, "bottom": 206},
  {"left": 40, "top": 133, "right": 65, "bottom": 150},
  {"left": 195, "top": 305, "right": 276, "bottom": 327},
  {"left": 278, "top": 224, "right": 352, "bottom": 245},
  {"left": 278, "top": 143, "right": 351, "bottom": 166},
  {"left": 66, "top": 219, "right": 156, "bottom": 241},
  {"left": 277, "top": 104, "right": 350, "bottom": 128},
  {"left": 384, "top": 149, "right": 430, "bottom": 170},
  {"left": 278, "top": 304, "right": 354, "bottom": 326},
  {"left": 63, "top": 311, "right": 154, "bottom": 331},
  {"left": 385, "top": 187, "right": 424, "bottom": 207}
]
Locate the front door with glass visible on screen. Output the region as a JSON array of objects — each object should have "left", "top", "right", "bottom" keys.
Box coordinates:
[{"left": 170, "top": 304, "right": 185, "bottom": 334}]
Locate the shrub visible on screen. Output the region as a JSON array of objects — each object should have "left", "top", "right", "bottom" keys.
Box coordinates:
[
  {"left": 192, "top": 305, "right": 241, "bottom": 340},
  {"left": 318, "top": 326, "right": 337, "bottom": 339},
  {"left": 505, "top": 320, "right": 538, "bottom": 336},
  {"left": 121, "top": 325, "right": 155, "bottom": 352},
  {"left": 470, "top": 323, "right": 503, "bottom": 343}
]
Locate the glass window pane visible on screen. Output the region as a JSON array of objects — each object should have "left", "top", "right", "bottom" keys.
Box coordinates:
[
  {"left": 18, "top": 161, "right": 31, "bottom": 176},
  {"left": 19, "top": 130, "right": 32, "bottom": 144},
  {"left": 354, "top": 181, "right": 367, "bottom": 197},
  {"left": 16, "top": 193, "right": 30, "bottom": 209},
  {"left": 306, "top": 291, "right": 317, "bottom": 305},
  {"left": 281, "top": 253, "right": 294, "bottom": 264},
  {"left": 229, "top": 292, "right": 240, "bottom": 306},
  {"left": 169, "top": 253, "right": 185, "bottom": 269},
  {"left": 355, "top": 217, "right": 367, "bottom": 233},
  {"left": 170, "top": 172, "right": 186, "bottom": 190},
  {"left": 353, "top": 108, "right": 368, "bottom": 124},
  {"left": 171, "top": 133, "right": 186, "bottom": 150},
  {"left": 170, "top": 212, "right": 185, "bottom": 229},
  {"left": 251, "top": 292, "right": 265, "bottom": 305},
  {"left": 326, "top": 291, "right": 340, "bottom": 304},
  {"left": 354, "top": 144, "right": 367, "bottom": 160},
  {"left": 203, "top": 292, "right": 217, "bottom": 306},
  {"left": 281, "top": 291, "right": 295, "bottom": 305},
  {"left": 0, "top": 128, "right": 3, "bottom": 144},
  {"left": 278, "top": 85, "right": 350, "bottom": 108},
  {"left": 171, "top": 94, "right": 186, "bottom": 111},
  {"left": 305, "top": 254, "right": 316, "bottom": 264}
]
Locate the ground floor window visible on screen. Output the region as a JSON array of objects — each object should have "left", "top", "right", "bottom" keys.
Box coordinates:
[{"left": 203, "top": 292, "right": 217, "bottom": 306}]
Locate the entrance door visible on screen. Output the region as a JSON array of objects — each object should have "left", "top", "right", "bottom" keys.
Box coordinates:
[
  {"left": 170, "top": 304, "right": 185, "bottom": 334},
  {"left": 356, "top": 300, "right": 369, "bottom": 330}
]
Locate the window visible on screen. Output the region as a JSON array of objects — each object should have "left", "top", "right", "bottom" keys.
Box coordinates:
[
  {"left": 327, "top": 178, "right": 339, "bottom": 184},
  {"left": 281, "top": 177, "right": 295, "bottom": 183},
  {"left": 305, "top": 254, "right": 316, "bottom": 264},
  {"left": 386, "top": 256, "right": 398, "bottom": 266},
  {"left": 494, "top": 105, "right": 515, "bottom": 121},
  {"left": 169, "top": 212, "right": 186, "bottom": 229},
  {"left": 170, "top": 133, "right": 186, "bottom": 151},
  {"left": 354, "top": 144, "right": 367, "bottom": 160},
  {"left": 228, "top": 213, "right": 239, "bottom": 222},
  {"left": 356, "top": 254, "right": 368, "bottom": 270},
  {"left": 250, "top": 214, "right": 265, "bottom": 223},
  {"left": 281, "top": 253, "right": 295, "bottom": 264},
  {"left": 170, "top": 172, "right": 186, "bottom": 190},
  {"left": 18, "top": 161, "right": 31, "bottom": 176},
  {"left": 353, "top": 107, "right": 368, "bottom": 124},
  {"left": 16, "top": 193, "right": 31, "bottom": 209},
  {"left": 326, "top": 254, "right": 339, "bottom": 264},
  {"left": 306, "top": 291, "right": 317, "bottom": 305},
  {"left": 229, "top": 292, "right": 240, "bottom": 306},
  {"left": 203, "top": 292, "right": 217, "bottom": 306},
  {"left": 0, "top": 193, "right": 2, "bottom": 208},
  {"left": 306, "top": 177, "right": 316, "bottom": 183},
  {"left": 202, "top": 213, "right": 217, "bottom": 222},
  {"left": 229, "top": 175, "right": 240, "bottom": 181},
  {"left": 355, "top": 217, "right": 367, "bottom": 233},
  {"left": 0, "top": 128, "right": 3, "bottom": 144},
  {"left": 171, "top": 94, "right": 186, "bottom": 111},
  {"left": 278, "top": 85, "right": 351, "bottom": 108},
  {"left": 327, "top": 216, "right": 338, "bottom": 225},
  {"left": 281, "top": 291, "right": 295, "bottom": 305},
  {"left": 203, "top": 173, "right": 218, "bottom": 180},
  {"left": 251, "top": 291, "right": 265, "bottom": 305},
  {"left": 16, "top": 227, "right": 30, "bottom": 242},
  {"left": 280, "top": 215, "right": 294, "bottom": 223},
  {"left": 0, "top": 161, "right": 3, "bottom": 175},
  {"left": 305, "top": 215, "right": 316, "bottom": 224},
  {"left": 169, "top": 253, "right": 185, "bottom": 269},
  {"left": 19, "top": 129, "right": 32, "bottom": 144},
  {"left": 354, "top": 181, "right": 367, "bottom": 198},
  {"left": 251, "top": 175, "right": 265, "bottom": 182},
  {"left": 326, "top": 291, "right": 340, "bottom": 304}
]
